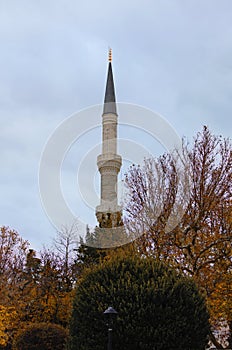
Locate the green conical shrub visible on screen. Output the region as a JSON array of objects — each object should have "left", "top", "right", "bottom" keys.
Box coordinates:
[{"left": 69, "top": 256, "right": 210, "bottom": 350}]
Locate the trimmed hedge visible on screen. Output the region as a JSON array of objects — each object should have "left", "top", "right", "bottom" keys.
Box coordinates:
[
  {"left": 14, "top": 322, "right": 68, "bottom": 350},
  {"left": 69, "top": 256, "right": 210, "bottom": 350}
]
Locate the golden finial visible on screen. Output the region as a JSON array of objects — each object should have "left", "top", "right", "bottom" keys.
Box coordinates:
[{"left": 108, "top": 48, "right": 112, "bottom": 62}]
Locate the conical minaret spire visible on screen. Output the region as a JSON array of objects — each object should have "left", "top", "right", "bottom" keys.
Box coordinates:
[
  {"left": 96, "top": 50, "right": 123, "bottom": 229},
  {"left": 103, "top": 49, "right": 117, "bottom": 115}
]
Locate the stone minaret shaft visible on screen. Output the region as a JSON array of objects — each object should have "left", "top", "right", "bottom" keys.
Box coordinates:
[{"left": 96, "top": 50, "right": 123, "bottom": 228}]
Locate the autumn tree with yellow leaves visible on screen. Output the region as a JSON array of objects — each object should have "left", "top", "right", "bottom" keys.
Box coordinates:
[
  {"left": 0, "top": 227, "right": 76, "bottom": 349},
  {"left": 0, "top": 305, "right": 17, "bottom": 348},
  {"left": 125, "top": 127, "right": 232, "bottom": 348}
]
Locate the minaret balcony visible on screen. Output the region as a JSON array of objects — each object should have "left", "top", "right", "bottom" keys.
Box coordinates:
[
  {"left": 96, "top": 201, "right": 122, "bottom": 213},
  {"left": 97, "top": 153, "right": 122, "bottom": 173}
]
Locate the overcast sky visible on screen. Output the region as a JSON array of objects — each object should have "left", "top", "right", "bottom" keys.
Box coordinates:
[{"left": 1, "top": 0, "right": 232, "bottom": 250}]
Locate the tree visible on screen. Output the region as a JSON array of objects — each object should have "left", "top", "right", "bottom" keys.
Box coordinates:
[
  {"left": 0, "top": 305, "right": 17, "bottom": 348},
  {"left": 13, "top": 323, "right": 68, "bottom": 350},
  {"left": 124, "top": 126, "right": 232, "bottom": 347},
  {"left": 21, "top": 248, "right": 74, "bottom": 327},
  {"left": 0, "top": 227, "right": 29, "bottom": 348},
  {"left": 69, "top": 256, "right": 210, "bottom": 350},
  {"left": 74, "top": 226, "right": 107, "bottom": 273},
  {"left": 0, "top": 226, "right": 29, "bottom": 306},
  {"left": 74, "top": 226, "right": 134, "bottom": 276},
  {"left": 0, "top": 227, "right": 74, "bottom": 347},
  {"left": 53, "top": 223, "right": 79, "bottom": 279},
  {"left": 208, "top": 269, "right": 232, "bottom": 348}
]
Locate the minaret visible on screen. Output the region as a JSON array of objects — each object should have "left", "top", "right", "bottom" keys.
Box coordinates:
[{"left": 96, "top": 50, "right": 123, "bottom": 228}]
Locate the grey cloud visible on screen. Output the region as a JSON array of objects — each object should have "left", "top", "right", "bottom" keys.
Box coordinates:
[{"left": 0, "top": 0, "right": 231, "bottom": 250}]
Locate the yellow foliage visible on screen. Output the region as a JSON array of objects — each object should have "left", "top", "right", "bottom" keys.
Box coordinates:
[
  {"left": 208, "top": 272, "right": 232, "bottom": 323},
  {"left": 0, "top": 305, "right": 17, "bottom": 347}
]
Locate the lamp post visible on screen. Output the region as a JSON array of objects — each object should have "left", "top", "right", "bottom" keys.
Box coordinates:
[{"left": 103, "top": 306, "right": 118, "bottom": 350}]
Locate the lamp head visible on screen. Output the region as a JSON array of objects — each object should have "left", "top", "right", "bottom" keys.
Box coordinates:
[{"left": 103, "top": 306, "right": 118, "bottom": 328}]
